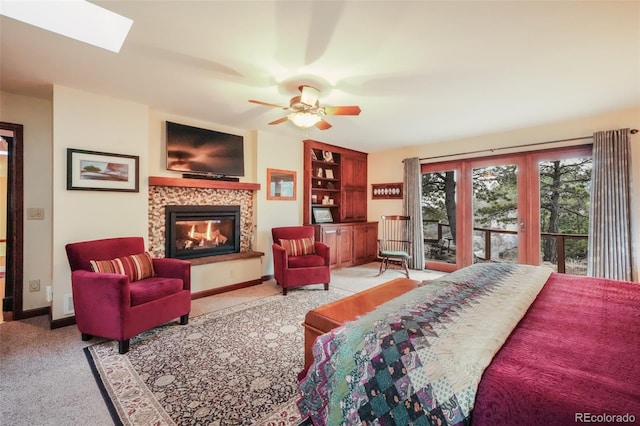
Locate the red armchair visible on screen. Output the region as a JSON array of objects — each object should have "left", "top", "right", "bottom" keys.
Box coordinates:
[
  {"left": 271, "top": 226, "right": 330, "bottom": 295},
  {"left": 65, "top": 237, "right": 191, "bottom": 354}
]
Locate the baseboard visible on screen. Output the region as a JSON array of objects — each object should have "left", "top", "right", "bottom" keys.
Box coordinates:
[
  {"left": 50, "top": 314, "right": 76, "bottom": 330},
  {"left": 191, "top": 278, "right": 263, "bottom": 300},
  {"left": 16, "top": 306, "right": 50, "bottom": 321}
]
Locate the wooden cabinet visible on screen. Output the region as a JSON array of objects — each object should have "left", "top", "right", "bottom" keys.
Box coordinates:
[
  {"left": 315, "top": 222, "right": 377, "bottom": 269},
  {"left": 303, "top": 140, "right": 368, "bottom": 225},
  {"left": 304, "top": 140, "right": 376, "bottom": 269}
]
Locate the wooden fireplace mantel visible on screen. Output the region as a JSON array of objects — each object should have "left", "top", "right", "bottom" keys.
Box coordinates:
[{"left": 149, "top": 176, "right": 261, "bottom": 191}]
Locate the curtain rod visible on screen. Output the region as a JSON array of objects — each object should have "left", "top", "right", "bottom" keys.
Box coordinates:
[{"left": 418, "top": 128, "right": 638, "bottom": 162}]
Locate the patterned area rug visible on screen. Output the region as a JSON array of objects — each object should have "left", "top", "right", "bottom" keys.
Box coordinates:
[{"left": 84, "top": 287, "right": 351, "bottom": 425}]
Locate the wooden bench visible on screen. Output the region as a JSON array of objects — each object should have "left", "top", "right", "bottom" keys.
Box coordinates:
[{"left": 302, "top": 277, "right": 421, "bottom": 369}]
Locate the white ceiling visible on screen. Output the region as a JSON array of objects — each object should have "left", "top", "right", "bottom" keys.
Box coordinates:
[{"left": 1, "top": 1, "right": 639, "bottom": 153}]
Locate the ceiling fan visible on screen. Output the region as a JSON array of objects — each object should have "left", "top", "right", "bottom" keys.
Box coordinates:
[{"left": 249, "top": 85, "right": 361, "bottom": 130}]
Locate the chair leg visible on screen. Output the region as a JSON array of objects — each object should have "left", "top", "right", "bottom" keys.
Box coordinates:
[
  {"left": 324, "top": 283, "right": 329, "bottom": 291},
  {"left": 378, "top": 257, "right": 386, "bottom": 276},
  {"left": 180, "top": 314, "right": 189, "bottom": 325},
  {"left": 81, "top": 333, "right": 92, "bottom": 341},
  {"left": 403, "top": 259, "right": 410, "bottom": 278},
  {"left": 118, "top": 339, "right": 130, "bottom": 354},
  {"left": 282, "top": 287, "right": 288, "bottom": 296}
]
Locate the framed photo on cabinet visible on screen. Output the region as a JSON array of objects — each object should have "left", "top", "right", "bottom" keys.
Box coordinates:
[{"left": 313, "top": 207, "right": 333, "bottom": 223}]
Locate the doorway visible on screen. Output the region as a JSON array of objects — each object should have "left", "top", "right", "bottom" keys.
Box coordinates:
[{"left": 0, "top": 122, "right": 24, "bottom": 321}]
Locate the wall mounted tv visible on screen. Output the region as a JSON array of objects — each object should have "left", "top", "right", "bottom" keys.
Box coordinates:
[{"left": 166, "top": 121, "right": 244, "bottom": 178}]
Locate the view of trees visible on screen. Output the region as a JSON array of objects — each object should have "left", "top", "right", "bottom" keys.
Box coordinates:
[{"left": 422, "top": 156, "right": 592, "bottom": 271}]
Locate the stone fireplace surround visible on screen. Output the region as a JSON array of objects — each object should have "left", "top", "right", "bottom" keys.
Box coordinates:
[{"left": 148, "top": 177, "right": 260, "bottom": 261}]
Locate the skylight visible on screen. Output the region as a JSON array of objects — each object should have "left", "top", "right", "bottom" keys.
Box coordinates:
[{"left": 0, "top": 0, "right": 133, "bottom": 53}]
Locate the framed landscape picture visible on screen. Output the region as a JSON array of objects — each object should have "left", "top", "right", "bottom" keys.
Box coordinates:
[
  {"left": 67, "top": 148, "right": 139, "bottom": 192},
  {"left": 267, "top": 168, "right": 296, "bottom": 200}
]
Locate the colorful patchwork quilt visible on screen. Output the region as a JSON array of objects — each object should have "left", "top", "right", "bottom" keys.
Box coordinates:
[{"left": 297, "top": 263, "right": 552, "bottom": 426}]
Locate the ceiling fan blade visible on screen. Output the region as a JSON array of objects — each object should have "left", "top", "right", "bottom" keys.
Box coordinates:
[
  {"left": 323, "top": 105, "right": 361, "bottom": 116},
  {"left": 249, "top": 99, "right": 288, "bottom": 109},
  {"left": 315, "top": 119, "right": 332, "bottom": 130},
  {"left": 268, "top": 116, "right": 289, "bottom": 126},
  {"left": 299, "top": 85, "right": 320, "bottom": 106}
]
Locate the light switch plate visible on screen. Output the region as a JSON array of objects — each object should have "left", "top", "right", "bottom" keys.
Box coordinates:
[{"left": 27, "top": 208, "right": 44, "bottom": 220}]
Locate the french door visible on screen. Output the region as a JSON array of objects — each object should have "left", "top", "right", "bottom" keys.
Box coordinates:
[{"left": 422, "top": 145, "right": 592, "bottom": 273}]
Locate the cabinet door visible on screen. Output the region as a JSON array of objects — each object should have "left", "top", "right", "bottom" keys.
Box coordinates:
[
  {"left": 364, "top": 222, "right": 379, "bottom": 261},
  {"left": 336, "top": 225, "right": 353, "bottom": 268},
  {"left": 320, "top": 225, "right": 340, "bottom": 268},
  {"left": 342, "top": 188, "right": 367, "bottom": 222},
  {"left": 353, "top": 222, "right": 378, "bottom": 265},
  {"left": 340, "top": 155, "right": 367, "bottom": 222}
]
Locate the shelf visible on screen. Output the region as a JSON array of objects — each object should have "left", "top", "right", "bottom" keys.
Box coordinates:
[
  {"left": 312, "top": 204, "right": 340, "bottom": 208},
  {"left": 312, "top": 188, "right": 340, "bottom": 193},
  {"left": 149, "top": 176, "right": 260, "bottom": 191}
]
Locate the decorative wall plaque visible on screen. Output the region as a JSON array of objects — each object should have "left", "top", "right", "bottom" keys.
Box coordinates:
[{"left": 372, "top": 182, "right": 403, "bottom": 199}]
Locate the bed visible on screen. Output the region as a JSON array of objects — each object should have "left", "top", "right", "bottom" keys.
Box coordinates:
[{"left": 297, "top": 263, "right": 640, "bottom": 425}]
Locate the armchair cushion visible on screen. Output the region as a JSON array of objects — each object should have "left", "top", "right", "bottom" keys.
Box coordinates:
[
  {"left": 129, "top": 277, "right": 184, "bottom": 306},
  {"left": 279, "top": 237, "right": 316, "bottom": 257},
  {"left": 288, "top": 254, "right": 326, "bottom": 268},
  {"left": 90, "top": 251, "right": 155, "bottom": 282}
]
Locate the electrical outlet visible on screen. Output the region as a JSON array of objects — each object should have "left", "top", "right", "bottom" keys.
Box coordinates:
[
  {"left": 28, "top": 279, "right": 40, "bottom": 292},
  {"left": 46, "top": 286, "right": 52, "bottom": 302},
  {"left": 63, "top": 293, "right": 74, "bottom": 315}
]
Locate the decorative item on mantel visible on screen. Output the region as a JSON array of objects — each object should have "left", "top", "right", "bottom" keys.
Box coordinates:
[{"left": 372, "top": 183, "right": 403, "bottom": 200}]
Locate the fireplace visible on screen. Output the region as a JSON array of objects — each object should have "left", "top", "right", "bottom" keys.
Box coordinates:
[{"left": 165, "top": 205, "right": 241, "bottom": 259}]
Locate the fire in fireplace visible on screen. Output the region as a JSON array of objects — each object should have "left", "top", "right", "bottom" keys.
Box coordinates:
[{"left": 165, "top": 205, "right": 241, "bottom": 259}]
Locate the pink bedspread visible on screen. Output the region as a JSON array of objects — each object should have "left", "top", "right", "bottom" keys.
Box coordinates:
[{"left": 472, "top": 273, "right": 640, "bottom": 425}]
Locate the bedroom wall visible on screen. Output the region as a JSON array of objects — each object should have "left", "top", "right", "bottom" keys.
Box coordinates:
[
  {"left": 51, "top": 85, "right": 150, "bottom": 320},
  {"left": 368, "top": 106, "right": 640, "bottom": 281},
  {"left": 254, "top": 130, "right": 305, "bottom": 277}
]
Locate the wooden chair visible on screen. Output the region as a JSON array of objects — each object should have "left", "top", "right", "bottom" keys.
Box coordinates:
[{"left": 377, "top": 215, "right": 412, "bottom": 278}]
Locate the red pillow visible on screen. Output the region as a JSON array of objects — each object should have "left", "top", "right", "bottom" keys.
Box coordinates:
[
  {"left": 90, "top": 252, "right": 155, "bottom": 282},
  {"left": 279, "top": 238, "right": 316, "bottom": 257}
]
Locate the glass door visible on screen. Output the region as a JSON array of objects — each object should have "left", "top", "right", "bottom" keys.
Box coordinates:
[
  {"left": 422, "top": 169, "right": 458, "bottom": 270},
  {"left": 537, "top": 155, "right": 592, "bottom": 275},
  {"left": 471, "top": 163, "right": 522, "bottom": 264}
]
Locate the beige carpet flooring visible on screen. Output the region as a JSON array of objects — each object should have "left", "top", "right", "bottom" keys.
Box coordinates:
[{"left": 0, "top": 263, "right": 444, "bottom": 425}]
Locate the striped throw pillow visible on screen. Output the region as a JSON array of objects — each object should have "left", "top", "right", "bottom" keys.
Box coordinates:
[
  {"left": 90, "top": 252, "right": 155, "bottom": 282},
  {"left": 279, "top": 237, "right": 316, "bottom": 257}
]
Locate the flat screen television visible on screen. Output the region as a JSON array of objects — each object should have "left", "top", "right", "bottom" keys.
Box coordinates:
[{"left": 166, "top": 121, "right": 244, "bottom": 178}]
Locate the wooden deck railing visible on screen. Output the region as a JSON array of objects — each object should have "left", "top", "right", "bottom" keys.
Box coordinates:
[{"left": 424, "top": 220, "right": 588, "bottom": 273}]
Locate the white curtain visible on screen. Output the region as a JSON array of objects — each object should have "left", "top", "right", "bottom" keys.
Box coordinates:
[
  {"left": 403, "top": 157, "right": 425, "bottom": 270},
  {"left": 587, "top": 128, "right": 636, "bottom": 281}
]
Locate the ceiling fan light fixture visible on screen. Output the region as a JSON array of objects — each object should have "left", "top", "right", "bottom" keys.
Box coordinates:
[{"left": 289, "top": 112, "right": 321, "bottom": 128}]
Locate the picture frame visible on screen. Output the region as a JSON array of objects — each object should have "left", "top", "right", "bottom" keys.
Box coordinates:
[
  {"left": 67, "top": 148, "right": 139, "bottom": 192},
  {"left": 322, "top": 151, "right": 334, "bottom": 162},
  {"left": 313, "top": 207, "right": 333, "bottom": 223},
  {"left": 372, "top": 182, "right": 403, "bottom": 199},
  {"left": 267, "top": 168, "right": 296, "bottom": 200},
  {"left": 316, "top": 167, "right": 324, "bottom": 178},
  {"left": 324, "top": 169, "right": 334, "bottom": 179}
]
